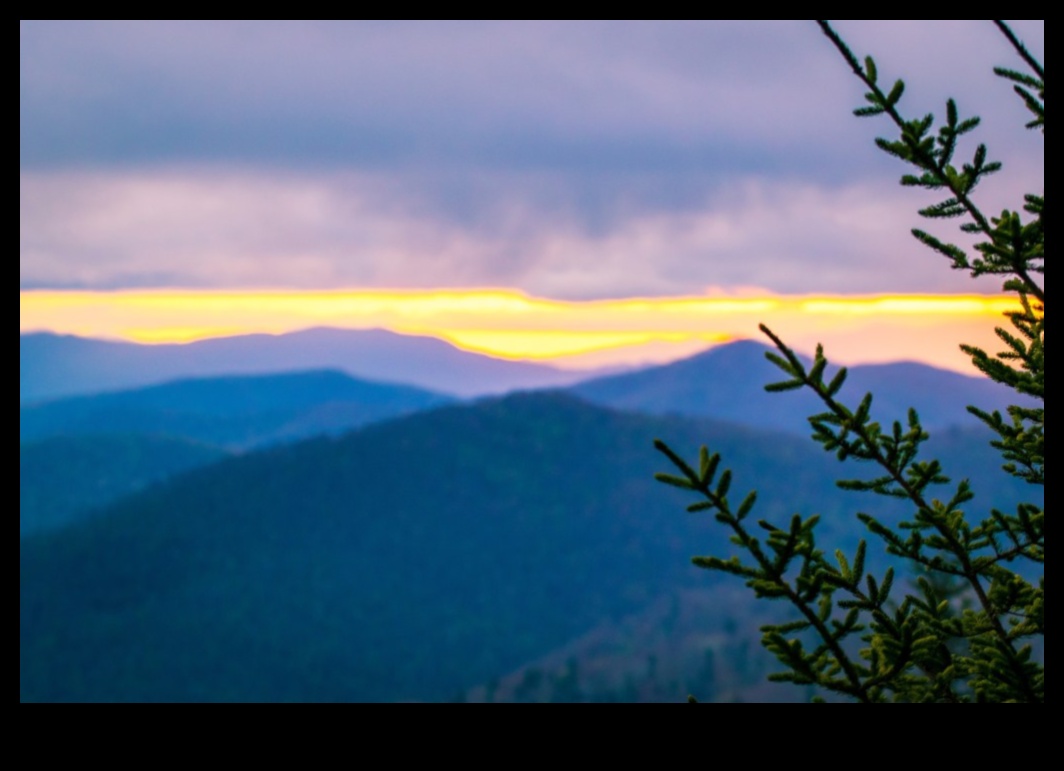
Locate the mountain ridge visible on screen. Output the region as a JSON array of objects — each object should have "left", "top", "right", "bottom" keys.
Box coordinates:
[
  {"left": 20, "top": 327, "right": 599, "bottom": 403},
  {"left": 570, "top": 339, "right": 1027, "bottom": 433},
  {"left": 20, "top": 368, "right": 453, "bottom": 449}
]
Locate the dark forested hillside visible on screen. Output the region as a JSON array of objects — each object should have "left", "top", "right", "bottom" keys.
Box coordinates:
[
  {"left": 20, "top": 370, "right": 452, "bottom": 450},
  {"left": 20, "top": 435, "right": 229, "bottom": 538},
  {"left": 20, "top": 393, "right": 1037, "bottom": 703},
  {"left": 462, "top": 588, "right": 802, "bottom": 704}
]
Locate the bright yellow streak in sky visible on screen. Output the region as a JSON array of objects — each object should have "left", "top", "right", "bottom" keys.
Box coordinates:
[
  {"left": 433, "top": 330, "right": 734, "bottom": 359},
  {"left": 800, "top": 297, "right": 1018, "bottom": 316},
  {"left": 19, "top": 288, "right": 1019, "bottom": 373}
]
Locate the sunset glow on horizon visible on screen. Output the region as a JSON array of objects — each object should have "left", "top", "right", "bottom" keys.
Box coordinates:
[
  {"left": 20, "top": 288, "right": 1019, "bottom": 374},
  {"left": 22, "top": 21, "right": 1042, "bottom": 381}
]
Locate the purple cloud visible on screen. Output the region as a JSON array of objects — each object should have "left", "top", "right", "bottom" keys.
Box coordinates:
[{"left": 20, "top": 20, "right": 1044, "bottom": 296}]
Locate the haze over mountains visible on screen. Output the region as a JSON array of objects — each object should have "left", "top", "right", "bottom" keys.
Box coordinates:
[
  {"left": 22, "top": 330, "right": 1022, "bottom": 434},
  {"left": 21, "top": 333, "right": 1025, "bottom": 538},
  {"left": 572, "top": 340, "right": 1029, "bottom": 434},
  {"left": 19, "top": 369, "right": 453, "bottom": 538},
  {"left": 20, "top": 370, "right": 452, "bottom": 450},
  {"left": 20, "top": 328, "right": 595, "bottom": 404}
]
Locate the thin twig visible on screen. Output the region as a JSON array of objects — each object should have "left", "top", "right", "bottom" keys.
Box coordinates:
[
  {"left": 993, "top": 20, "right": 1045, "bottom": 81},
  {"left": 817, "top": 20, "right": 1045, "bottom": 305}
]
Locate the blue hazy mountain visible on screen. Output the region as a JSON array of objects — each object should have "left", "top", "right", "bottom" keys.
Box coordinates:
[
  {"left": 570, "top": 340, "right": 1028, "bottom": 433},
  {"left": 20, "top": 328, "right": 597, "bottom": 404},
  {"left": 20, "top": 392, "right": 1036, "bottom": 703},
  {"left": 20, "top": 369, "right": 453, "bottom": 449},
  {"left": 20, "top": 434, "right": 230, "bottom": 538}
]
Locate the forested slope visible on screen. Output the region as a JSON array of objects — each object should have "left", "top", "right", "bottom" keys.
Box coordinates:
[{"left": 21, "top": 393, "right": 1036, "bottom": 702}]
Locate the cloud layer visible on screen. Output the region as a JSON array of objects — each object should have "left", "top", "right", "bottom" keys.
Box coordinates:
[
  {"left": 20, "top": 21, "right": 1044, "bottom": 298},
  {"left": 19, "top": 167, "right": 1030, "bottom": 298}
]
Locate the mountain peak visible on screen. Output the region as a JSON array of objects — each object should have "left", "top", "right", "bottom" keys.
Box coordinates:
[{"left": 571, "top": 339, "right": 1021, "bottom": 434}]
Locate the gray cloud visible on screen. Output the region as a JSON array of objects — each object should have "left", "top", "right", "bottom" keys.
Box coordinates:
[
  {"left": 20, "top": 20, "right": 1043, "bottom": 295},
  {"left": 20, "top": 168, "right": 1018, "bottom": 298},
  {"left": 21, "top": 21, "right": 1043, "bottom": 170}
]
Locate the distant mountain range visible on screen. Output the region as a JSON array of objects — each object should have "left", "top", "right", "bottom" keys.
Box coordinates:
[
  {"left": 21, "top": 348, "right": 1028, "bottom": 539},
  {"left": 21, "top": 337, "right": 1033, "bottom": 543},
  {"left": 23, "top": 332, "right": 1028, "bottom": 436},
  {"left": 19, "top": 370, "right": 453, "bottom": 537},
  {"left": 572, "top": 340, "right": 1029, "bottom": 433},
  {"left": 20, "top": 392, "right": 1038, "bottom": 703},
  {"left": 20, "top": 328, "right": 598, "bottom": 403},
  {"left": 20, "top": 369, "right": 452, "bottom": 450}
]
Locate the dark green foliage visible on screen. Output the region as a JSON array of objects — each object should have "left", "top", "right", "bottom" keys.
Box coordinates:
[{"left": 655, "top": 21, "right": 1043, "bottom": 703}]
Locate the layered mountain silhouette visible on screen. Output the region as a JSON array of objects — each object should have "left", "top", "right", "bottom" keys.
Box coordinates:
[
  {"left": 571, "top": 340, "right": 1027, "bottom": 433},
  {"left": 20, "top": 392, "right": 1037, "bottom": 703},
  {"left": 20, "top": 332, "right": 1041, "bottom": 702},
  {"left": 20, "top": 369, "right": 452, "bottom": 449},
  {"left": 20, "top": 328, "right": 597, "bottom": 404}
]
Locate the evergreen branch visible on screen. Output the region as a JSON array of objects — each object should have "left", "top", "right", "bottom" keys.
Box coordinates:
[
  {"left": 817, "top": 20, "right": 1045, "bottom": 305},
  {"left": 759, "top": 324, "right": 1042, "bottom": 703},
  {"left": 654, "top": 440, "right": 876, "bottom": 702},
  {"left": 658, "top": 21, "right": 1043, "bottom": 704},
  {"left": 993, "top": 20, "right": 1045, "bottom": 81}
]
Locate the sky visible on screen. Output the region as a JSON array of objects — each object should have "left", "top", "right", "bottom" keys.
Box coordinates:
[{"left": 19, "top": 20, "right": 1044, "bottom": 372}]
